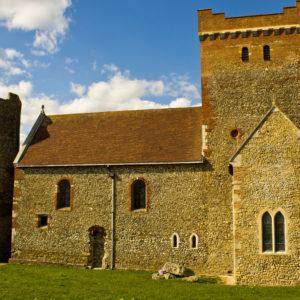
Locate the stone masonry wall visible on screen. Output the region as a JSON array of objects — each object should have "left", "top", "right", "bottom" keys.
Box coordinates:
[
  {"left": 0, "top": 93, "right": 21, "bottom": 261},
  {"left": 11, "top": 163, "right": 234, "bottom": 275},
  {"left": 232, "top": 111, "right": 300, "bottom": 285},
  {"left": 199, "top": 26, "right": 300, "bottom": 282}
]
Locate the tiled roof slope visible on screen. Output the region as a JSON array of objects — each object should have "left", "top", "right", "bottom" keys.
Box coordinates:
[{"left": 19, "top": 107, "right": 203, "bottom": 166}]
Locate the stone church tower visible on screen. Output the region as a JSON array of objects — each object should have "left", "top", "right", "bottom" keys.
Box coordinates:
[{"left": 0, "top": 93, "right": 21, "bottom": 261}]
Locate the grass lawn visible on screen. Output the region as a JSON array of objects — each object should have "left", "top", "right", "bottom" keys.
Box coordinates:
[{"left": 0, "top": 264, "right": 299, "bottom": 300}]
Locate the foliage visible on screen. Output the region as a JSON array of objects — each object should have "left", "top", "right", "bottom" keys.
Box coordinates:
[{"left": 0, "top": 264, "right": 299, "bottom": 300}]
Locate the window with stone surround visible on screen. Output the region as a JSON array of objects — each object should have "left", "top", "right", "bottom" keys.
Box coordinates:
[
  {"left": 261, "top": 211, "right": 286, "bottom": 253},
  {"left": 275, "top": 212, "right": 285, "bottom": 252},
  {"left": 190, "top": 234, "right": 198, "bottom": 249},
  {"left": 262, "top": 212, "right": 272, "bottom": 252},
  {"left": 171, "top": 233, "right": 179, "bottom": 248},
  {"left": 56, "top": 178, "right": 72, "bottom": 209},
  {"left": 130, "top": 179, "right": 147, "bottom": 210},
  {"left": 37, "top": 214, "right": 48, "bottom": 227}
]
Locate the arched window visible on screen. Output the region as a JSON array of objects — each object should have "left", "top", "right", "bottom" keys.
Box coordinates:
[
  {"left": 262, "top": 212, "right": 272, "bottom": 252},
  {"left": 132, "top": 179, "right": 146, "bottom": 210},
  {"left": 275, "top": 212, "right": 285, "bottom": 252},
  {"left": 171, "top": 233, "right": 179, "bottom": 248},
  {"left": 263, "top": 45, "right": 271, "bottom": 61},
  {"left": 190, "top": 234, "right": 198, "bottom": 249},
  {"left": 57, "top": 179, "right": 71, "bottom": 209},
  {"left": 242, "top": 47, "right": 249, "bottom": 62}
]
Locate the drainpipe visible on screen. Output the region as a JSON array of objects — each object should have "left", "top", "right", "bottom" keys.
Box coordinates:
[{"left": 108, "top": 167, "right": 116, "bottom": 270}]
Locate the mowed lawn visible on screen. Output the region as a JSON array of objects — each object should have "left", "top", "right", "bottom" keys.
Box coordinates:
[{"left": 0, "top": 264, "right": 299, "bottom": 300}]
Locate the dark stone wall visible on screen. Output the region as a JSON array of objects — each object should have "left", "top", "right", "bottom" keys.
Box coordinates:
[{"left": 0, "top": 93, "right": 21, "bottom": 261}]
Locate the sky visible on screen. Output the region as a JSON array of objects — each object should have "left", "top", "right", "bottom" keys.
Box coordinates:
[{"left": 0, "top": 0, "right": 296, "bottom": 142}]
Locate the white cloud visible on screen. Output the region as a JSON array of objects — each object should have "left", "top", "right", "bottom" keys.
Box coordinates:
[
  {"left": 101, "top": 63, "right": 119, "bottom": 74},
  {"left": 169, "top": 98, "right": 191, "bottom": 108},
  {"left": 59, "top": 70, "right": 196, "bottom": 114},
  {"left": 65, "top": 57, "right": 78, "bottom": 64},
  {"left": 31, "top": 50, "right": 46, "bottom": 56},
  {"left": 164, "top": 73, "right": 200, "bottom": 99},
  {"left": 64, "top": 66, "right": 74, "bottom": 74},
  {"left": 70, "top": 82, "right": 86, "bottom": 97},
  {"left": 0, "top": 48, "right": 30, "bottom": 76},
  {"left": 0, "top": 0, "right": 72, "bottom": 54},
  {"left": 33, "top": 60, "right": 50, "bottom": 69}
]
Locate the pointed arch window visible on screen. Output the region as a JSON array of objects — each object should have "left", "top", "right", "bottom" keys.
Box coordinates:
[
  {"left": 242, "top": 47, "right": 249, "bottom": 62},
  {"left": 261, "top": 211, "right": 286, "bottom": 253},
  {"left": 275, "top": 212, "right": 285, "bottom": 252},
  {"left": 262, "top": 212, "right": 272, "bottom": 252},
  {"left": 263, "top": 45, "right": 271, "bottom": 61}
]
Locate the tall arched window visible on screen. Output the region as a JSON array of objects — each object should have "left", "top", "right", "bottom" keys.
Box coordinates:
[
  {"left": 171, "top": 233, "right": 179, "bottom": 248},
  {"left": 190, "top": 234, "right": 198, "bottom": 249},
  {"left": 242, "top": 47, "right": 249, "bottom": 62},
  {"left": 57, "top": 179, "right": 71, "bottom": 209},
  {"left": 263, "top": 45, "right": 271, "bottom": 61},
  {"left": 132, "top": 179, "right": 146, "bottom": 210},
  {"left": 275, "top": 212, "right": 285, "bottom": 252},
  {"left": 262, "top": 212, "right": 272, "bottom": 252}
]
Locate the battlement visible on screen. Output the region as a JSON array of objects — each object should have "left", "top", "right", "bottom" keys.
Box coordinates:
[
  {"left": 0, "top": 92, "right": 21, "bottom": 103},
  {"left": 198, "top": 1, "right": 300, "bottom": 41}
]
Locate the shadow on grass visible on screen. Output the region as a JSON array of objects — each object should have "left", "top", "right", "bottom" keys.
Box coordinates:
[{"left": 198, "top": 275, "right": 221, "bottom": 284}]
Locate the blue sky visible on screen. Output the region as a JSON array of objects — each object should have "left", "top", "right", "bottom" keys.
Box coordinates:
[{"left": 0, "top": 0, "right": 296, "bottom": 141}]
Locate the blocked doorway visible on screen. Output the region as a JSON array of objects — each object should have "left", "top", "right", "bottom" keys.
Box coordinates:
[{"left": 88, "top": 226, "right": 106, "bottom": 268}]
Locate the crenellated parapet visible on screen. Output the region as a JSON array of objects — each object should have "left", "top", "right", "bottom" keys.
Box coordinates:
[{"left": 198, "top": 1, "right": 300, "bottom": 41}]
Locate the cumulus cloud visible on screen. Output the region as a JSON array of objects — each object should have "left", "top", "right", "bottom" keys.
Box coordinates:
[
  {"left": 70, "top": 82, "right": 86, "bottom": 97},
  {"left": 0, "top": 66, "right": 200, "bottom": 144},
  {"left": 0, "top": 0, "right": 72, "bottom": 54},
  {"left": 0, "top": 48, "right": 30, "bottom": 77}
]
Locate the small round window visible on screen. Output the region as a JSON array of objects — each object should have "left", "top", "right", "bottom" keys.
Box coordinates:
[{"left": 230, "top": 129, "right": 241, "bottom": 139}]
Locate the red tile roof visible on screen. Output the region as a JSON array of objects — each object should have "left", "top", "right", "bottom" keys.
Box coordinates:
[{"left": 18, "top": 107, "right": 203, "bottom": 166}]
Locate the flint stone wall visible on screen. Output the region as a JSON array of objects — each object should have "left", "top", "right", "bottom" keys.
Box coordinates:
[
  {"left": 232, "top": 111, "right": 300, "bottom": 285},
  {"left": 10, "top": 164, "right": 233, "bottom": 275}
]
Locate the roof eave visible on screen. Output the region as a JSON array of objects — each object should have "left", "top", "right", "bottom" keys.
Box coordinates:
[{"left": 15, "top": 158, "right": 204, "bottom": 168}]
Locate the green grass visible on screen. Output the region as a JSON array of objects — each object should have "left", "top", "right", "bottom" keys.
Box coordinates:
[{"left": 0, "top": 264, "right": 299, "bottom": 300}]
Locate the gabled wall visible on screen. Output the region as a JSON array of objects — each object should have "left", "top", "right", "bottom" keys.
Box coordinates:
[{"left": 231, "top": 110, "right": 300, "bottom": 285}]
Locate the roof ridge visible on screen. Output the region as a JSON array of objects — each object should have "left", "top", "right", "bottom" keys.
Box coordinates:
[{"left": 46, "top": 106, "right": 202, "bottom": 118}]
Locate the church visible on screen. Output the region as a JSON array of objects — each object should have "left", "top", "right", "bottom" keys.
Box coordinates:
[{"left": 1, "top": 2, "right": 299, "bottom": 286}]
